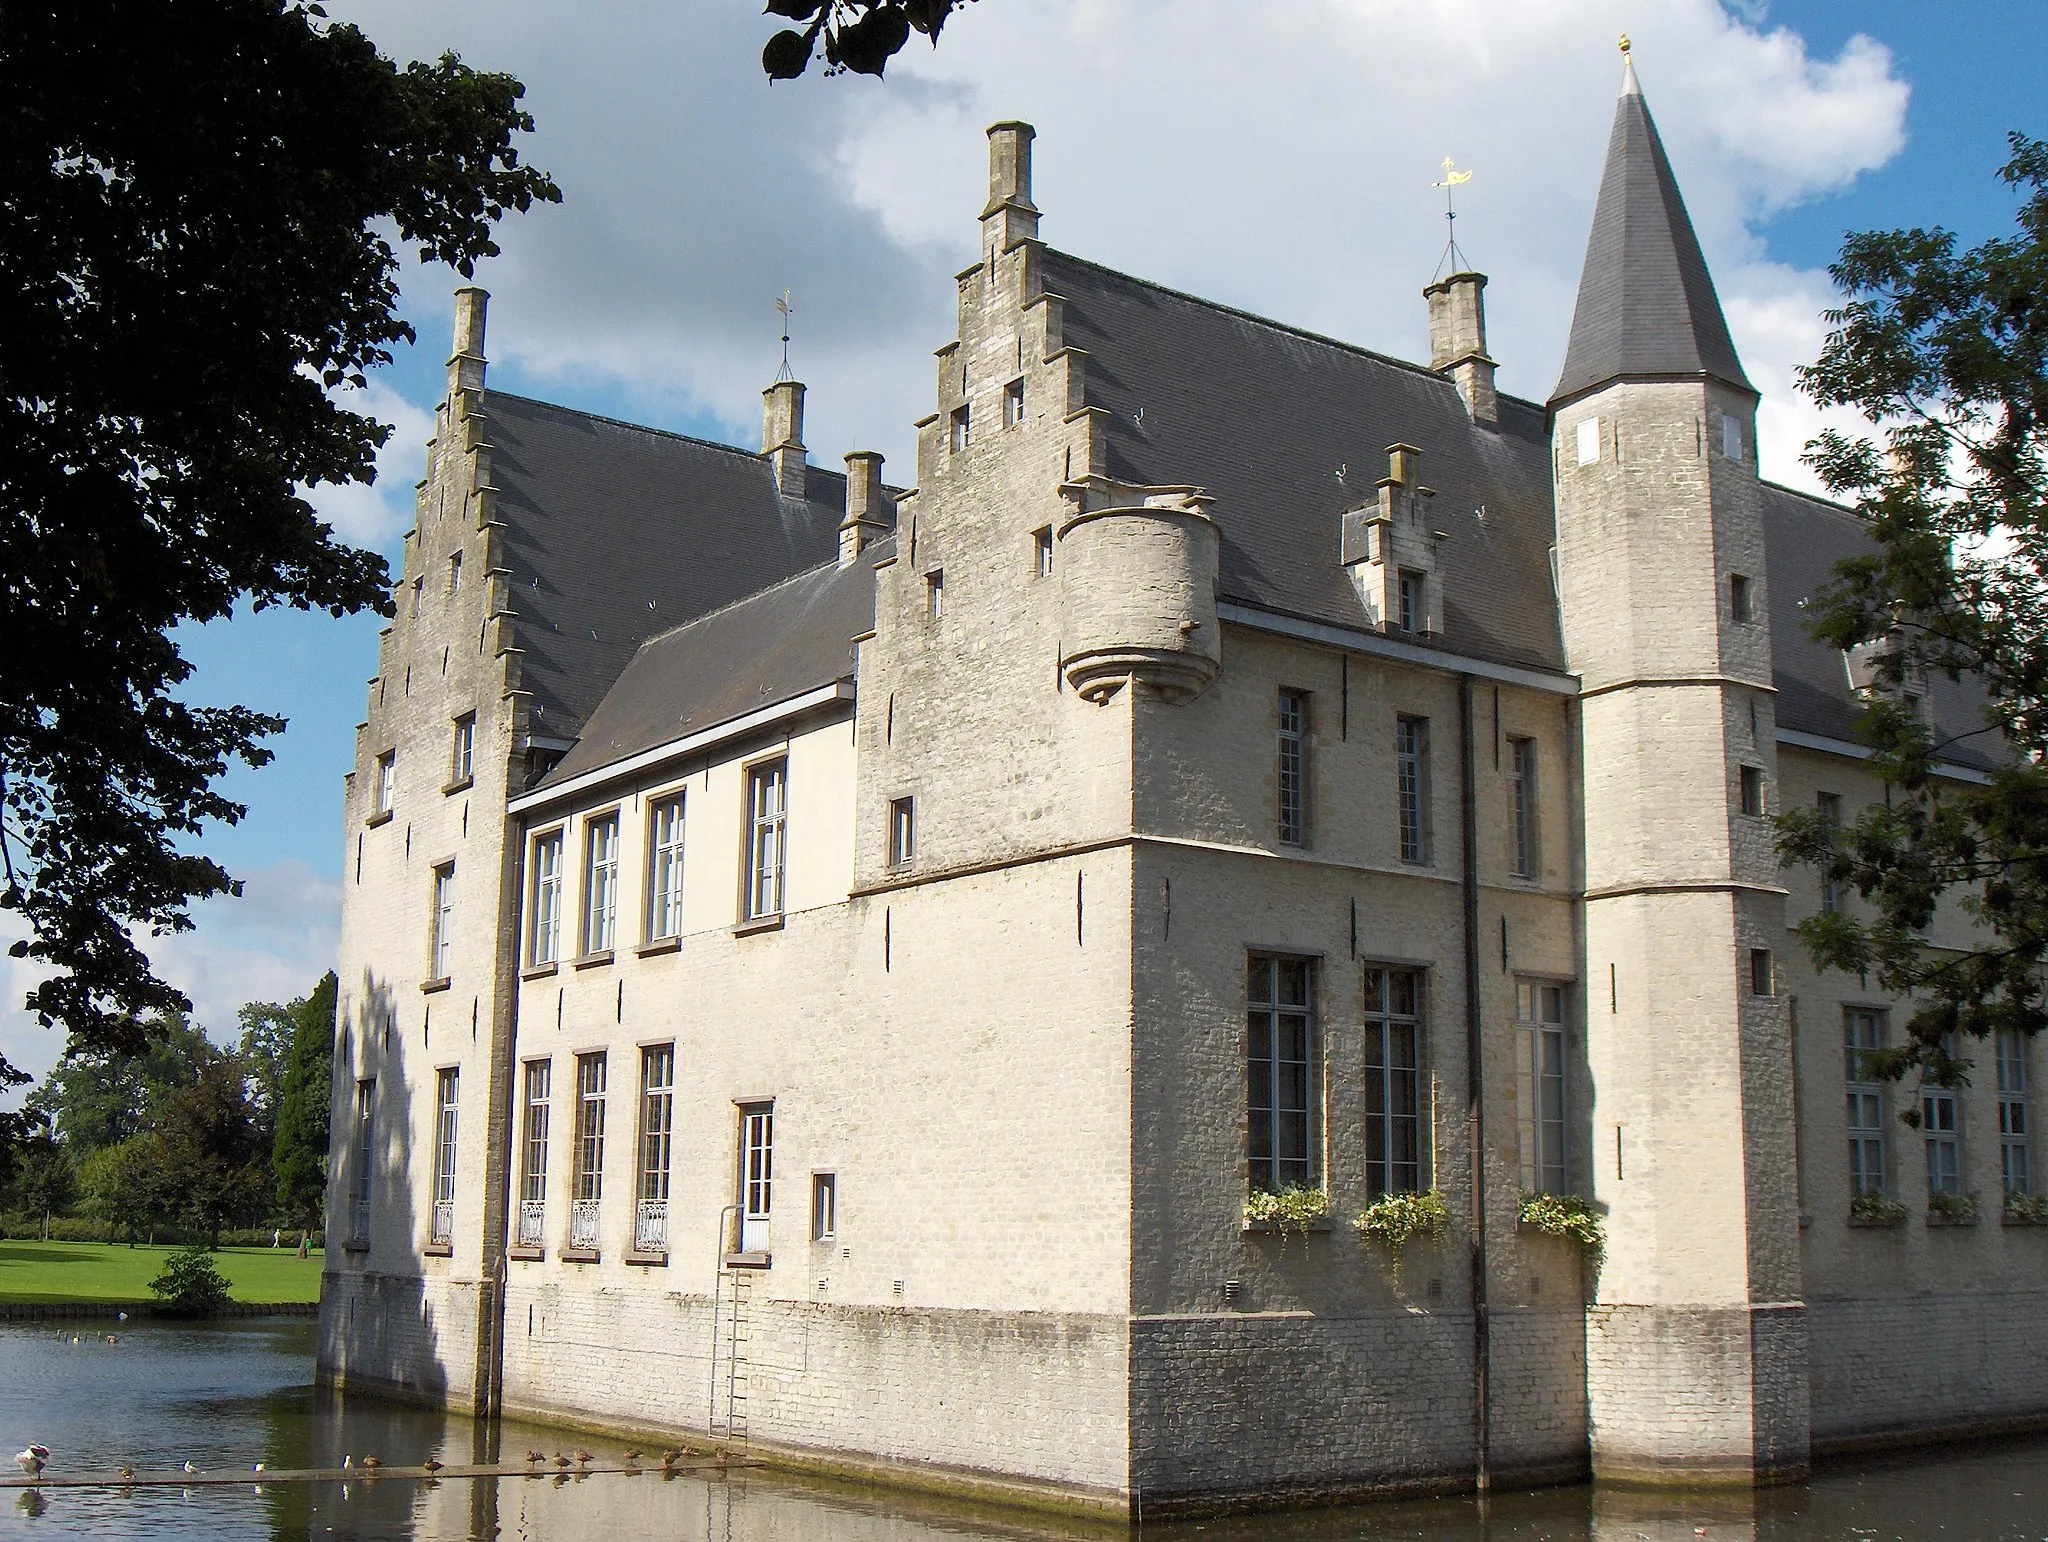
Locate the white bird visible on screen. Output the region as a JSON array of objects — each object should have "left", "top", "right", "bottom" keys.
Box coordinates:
[
  {"left": 116, "top": 1312, "right": 128, "bottom": 1322},
  {"left": 181, "top": 1460, "right": 198, "bottom": 1475},
  {"left": 15, "top": 1445, "right": 48, "bottom": 1477},
  {"left": 253, "top": 1462, "right": 266, "bottom": 1473},
  {"left": 341, "top": 1454, "right": 352, "bottom": 1469}
]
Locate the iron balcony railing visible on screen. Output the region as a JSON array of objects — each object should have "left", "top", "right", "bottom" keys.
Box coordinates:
[
  {"left": 431, "top": 1200, "right": 454, "bottom": 1245},
  {"left": 634, "top": 1198, "right": 668, "bottom": 1254},
  {"left": 517, "top": 1199, "right": 546, "bottom": 1248},
  {"left": 568, "top": 1198, "right": 601, "bottom": 1250}
]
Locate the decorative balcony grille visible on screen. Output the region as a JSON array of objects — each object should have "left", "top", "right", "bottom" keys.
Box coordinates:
[
  {"left": 431, "top": 1201, "right": 455, "bottom": 1245},
  {"left": 568, "top": 1198, "right": 601, "bottom": 1250},
  {"left": 350, "top": 1200, "right": 371, "bottom": 1245},
  {"left": 635, "top": 1199, "right": 668, "bottom": 1254},
  {"left": 517, "top": 1200, "right": 546, "bottom": 1248}
]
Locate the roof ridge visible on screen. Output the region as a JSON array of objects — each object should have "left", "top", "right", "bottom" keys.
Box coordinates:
[
  {"left": 1042, "top": 248, "right": 1547, "bottom": 417},
  {"left": 624, "top": 554, "right": 849, "bottom": 655},
  {"left": 483, "top": 389, "right": 849, "bottom": 481},
  {"left": 1761, "top": 476, "right": 1861, "bottom": 521}
]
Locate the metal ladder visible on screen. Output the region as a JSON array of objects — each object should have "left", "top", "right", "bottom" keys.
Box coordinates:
[{"left": 707, "top": 1204, "right": 752, "bottom": 1445}]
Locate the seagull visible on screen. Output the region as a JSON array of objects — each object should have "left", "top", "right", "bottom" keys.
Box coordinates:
[
  {"left": 182, "top": 1460, "right": 199, "bottom": 1475},
  {"left": 15, "top": 1445, "right": 48, "bottom": 1477},
  {"left": 341, "top": 1455, "right": 352, "bottom": 1469}
]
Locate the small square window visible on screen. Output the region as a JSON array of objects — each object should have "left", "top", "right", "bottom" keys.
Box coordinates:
[
  {"left": 1032, "top": 527, "right": 1054, "bottom": 578},
  {"left": 925, "top": 570, "right": 944, "bottom": 619},
  {"left": 1575, "top": 417, "right": 1600, "bottom": 466},
  {"left": 1003, "top": 378, "right": 1025, "bottom": 428},
  {"left": 812, "top": 1172, "right": 837, "bottom": 1241},
  {"left": 888, "top": 796, "right": 915, "bottom": 869},
  {"left": 1722, "top": 414, "right": 1744, "bottom": 461},
  {"left": 1729, "top": 574, "right": 1752, "bottom": 624},
  {"left": 1749, "top": 949, "right": 1775, "bottom": 997},
  {"left": 949, "top": 404, "right": 971, "bottom": 453},
  {"left": 1739, "top": 765, "right": 1765, "bottom": 817}
]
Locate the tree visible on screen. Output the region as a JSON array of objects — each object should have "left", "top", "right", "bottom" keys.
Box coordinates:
[
  {"left": 0, "top": 3, "right": 559, "bottom": 1100},
  {"left": 25, "top": 1015, "right": 212, "bottom": 1160},
  {"left": 759, "top": 0, "right": 972, "bottom": 79},
  {"left": 6, "top": 1132, "right": 74, "bottom": 1233},
  {"left": 237, "top": 999, "right": 298, "bottom": 1156},
  {"left": 1778, "top": 133, "right": 2048, "bottom": 1081},
  {"left": 270, "top": 972, "right": 337, "bottom": 1229},
  {"left": 155, "top": 1048, "right": 269, "bottom": 1247},
  {"left": 79, "top": 1135, "right": 171, "bottom": 1244}
]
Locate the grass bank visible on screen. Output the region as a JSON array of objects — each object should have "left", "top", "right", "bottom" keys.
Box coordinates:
[{"left": 0, "top": 1240, "right": 322, "bottom": 1305}]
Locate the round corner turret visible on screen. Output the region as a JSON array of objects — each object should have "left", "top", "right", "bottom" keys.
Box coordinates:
[{"left": 1056, "top": 490, "right": 1220, "bottom": 704}]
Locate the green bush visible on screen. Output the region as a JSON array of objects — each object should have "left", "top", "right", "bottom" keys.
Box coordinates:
[
  {"left": 1927, "top": 1190, "right": 1979, "bottom": 1224},
  {"left": 1243, "top": 1184, "right": 1328, "bottom": 1242},
  {"left": 1354, "top": 1189, "right": 1450, "bottom": 1278},
  {"left": 1849, "top": 1191, "right": 1909, "bottom": 1226},
  {"left": 147, "top": 1244, "right": 231, "bottom": 1316},
  {"left": 2005, "top": 1192, "right": 2048, "bottom": 1225},
  {"left": 1519, "top": 1192, "right": 1605, "bottom": 1254}
]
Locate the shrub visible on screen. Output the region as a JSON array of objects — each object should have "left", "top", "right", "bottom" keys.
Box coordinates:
[
  {"left": 1927, "top": 1191, "right": 1979, "bottom": 1224},
  {"left": 2005, "top": 1192, "right": 2048, "bottom": 1225},
  {"left": 147, "top": 1244, "right": 231, "bottom": 1317},
  {"left": 1354, "top": 1189, "right": 1449, "bottom": 1279},
  {"left": 1849, "top": 1191, "right": 1909, "bottom": 1226},
  {"left": 1519, "top": 1192, "right": 1605, "bottom": 1255},
  {"left": 1243, "top": 1184, "right": 1328, "bottom": 1242}
]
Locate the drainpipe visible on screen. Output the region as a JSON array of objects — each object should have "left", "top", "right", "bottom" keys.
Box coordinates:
[
  {"left": 1459, "top": 672, "right": 1492, "bottom": 1491},
  {"left": 480, "top": 825, "right": 529, "bottom": 1454}
]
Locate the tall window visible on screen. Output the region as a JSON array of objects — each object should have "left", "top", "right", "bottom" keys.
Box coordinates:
[
  {"left": 1925, "top": 1047, "right": 1961, "bottom": 1197},
  {"left": 1364, "top": 968, "right": 1423, "bottom": 1198},
  {"left": 351, "top": 1079, "right": 375, "bottom": 1241},
  {"left": 739, "top": 1103, "right": 774, "bottom": 1253},
  {"left": 812, "top": 1172, "right": 838, "bottom": 1241},
  {"left": 374, "top": 751, "right": 396, "bottom": 815},
  {"left": 530, "top": 831, "right": 563, "bottom": 966},
  {"left": 1397, "top": 570, "right": 1425, "bottom": 633},
  {"left": 1003, "top": 377, "right": 1026, "bottom": 428},
  {"left": 451, "top": 714, "right": 474, "bottom": 785},
  {"left": 888, "top": 796, "right": 916, "bottom": 869},
  {"left": 1508, "top": 736, "right": 1539, "bottom": 879},
  {"left": 637, "top": 1046, "right": 674, "bottom": 1253},
  {"left": 1277, "top": 689, "right": 1308, "bottom": 847},
  {"left": 448, "top": 550, "right": 463, "bottom": 596},
  {"left": 949, "top": 403, "right": 970, "bottom": 452},
  {"left": 1517, "top": 981, "right": 1568, "bottom": 1194},
  {"left": 1397, "top": 716, "right": 1431, "bottom": 864},
  {"left": 430, "top": 863, "right": 455, "bottom": 980},
  {"left": 647, "top": 796, "right": 685, "bottom": 942},
  {"left": 431, "top": 1068, "right": 459, "bottom": 1245},
  {"left": 1033, "top": 527, "right": 1054, "bottom": 578},
  {"left": 1247, "top": 955, "right": 1317, "bottom": 1194},
  {"left": 746, "top": 760, "right": 787, "bottom": 920},
  {"left": 1817, "top": 792, "right": 1843, "bottom": 914},
  {"left": 583, "top": 813, "right": 619, "bottom": 954},
  {"left": 1999, "top": 1031, "right": 2031, "bottom": 1198},
  {"left": 1729, "top": 573, "right": 1753, "bottom": 623},
  {"left": 1575, "top": 417, "right": 1600, "bottom": 466},
  {"left": 518, "top": 1060, "right": 550, "bottom": 1247},
  {"left": 1845, "top": 1008, "right": 1887, "bottom": 1196},
  {"left": 569, "top": 1053, "right": 606, "bottom": 1250},
  {"left": 1739, "top": 765, "right": 1766, "bottom": 817}
]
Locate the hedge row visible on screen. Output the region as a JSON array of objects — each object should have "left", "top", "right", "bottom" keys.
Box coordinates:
[{"left": 0, "top": 1215, "right": 327, "bottom": 1249}]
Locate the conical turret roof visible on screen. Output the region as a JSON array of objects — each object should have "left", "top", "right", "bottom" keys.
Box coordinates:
[{"left": 1549, "top": 58, "right": 1752, "bottom": 407}]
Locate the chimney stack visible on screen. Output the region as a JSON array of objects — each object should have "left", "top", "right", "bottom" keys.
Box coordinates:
[
  {"left": 1424, "top": 272, "right": 1498, "bottom": 426},
  {"left": 982, "top": 122, "right": 1039, "bottom": 251},
  {"left": 761, "top": 379, "right": 807, "bottom": 500},
  {"left": 448, "top": 286, "right": 488, "bottom": 397},
  {"left": 838, "top": 451, "right": 888, "bottom": 566}
]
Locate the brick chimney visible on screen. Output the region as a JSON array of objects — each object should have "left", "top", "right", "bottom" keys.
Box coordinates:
[
  {"left": 761, "top": 379, "right": 806, "bottom": 500},
  {"left": 982, "top": 122, "right": 1039, "bottom": 252},
  {"left": 1424, "top": 272, "right": 1498, "bottom": 426},
  {"left": 447, "top": 286, "right": 487, "bottom": 397},
  {"left": 838, "top": 451, "right": 888, "bottom": 566}
]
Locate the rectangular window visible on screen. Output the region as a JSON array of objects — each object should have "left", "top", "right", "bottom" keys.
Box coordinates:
[
  {"left": 888, "top": 796, "right": 916, "bottom": 869},
  {"left": 1722, "top": 413, "right": 1744, "bottom": 460},
  {"left": 570, "top": 1053, "right": 606, "bottom": 1250},
  {"left": 1397, "top": 570, "right": 1425, "bottom": 634},
  {"left": 636, "top": 1045, "right": 674, "bottom": 1253},
  {"left": 1999, "top": 1031, "right": 2030, "bottom": 1197},
  {"left": 431, "top": 1068, "right": 459, "bottom": 1244},
  {"left": 518, "top": 1060, "right": 550, "bottom": 1247},
  {"left": 351, "top": 1078, "right": 375, "bottom": 1242},
  {"left": 1925, "top": 1084, "right": 1961, "bottom": 1197},
  {"left": 1508, "top": 736, "right": 1539, "bottom": 879},
  {"left": 448, "top": 550, "right": 463, "bottom": 597},
  {"left": 949, "top": 404, "right": 970, "bottom": 452},
  {"left": 530, "top": 830, "right": 563, "bottom": 966},
  {"left": 1749, "top": 948, "right": 1775, "bottom": 997},
  {"left": 451, "top": 714, "right": 474, "bottom": 785},
  {"left": 1364, "top": 967, "right": 1423, "bottom": 1198},
  {"left": 1277, "top": 689, "right": 1308, "bottom": 847},
  {"left": 1575, "top": 417, "right": 1600, "bottom": 466},
  {"left": 1739, "top": 765, "right": 1765, "bottom": 817},
  {"left": 1817, "top": 792, "right": 1843, "bottom": 914},
  {"left": 646, "top": 795, "right": 686, "bottom": 942},
  {"left": 1003, "top": 378, "right": 1025, "bottom": 428},
  {"left": 1033, "top": 526, "right": 1054, "bottom": 578},
  {"left": 1729, "top": 573, "right": 1752, "bottom": 624},
  {"left": 739, "top": 1103, "right": 774, "bottom": 1253},
  {"left": 430, "top": 863, "right": 455, "bottom": 980},
  {"left": 1397, "top": 716, "right": 1432, "bottom": 864},
  {"left": 1517, "top": 982, "right": 1568, "bottom": 1194},
  {"left": 375, "top": 751, "right": 396, "bottom": 814},
  {"left": 812, "top": 1172, "right": 837, "bottom": 1241},
  {"left": 745, "top": 760, "right": 787, "bottom": 920},
  {"left": 1845, "top": 1008, "right": 1887, "bottom": 1196},
  {"left": 1247, "top": 955, "right": 1317, "bottom": 1194},
  {"left": 926, "top": 569, "right": 944, "bottom": 619},
  {"left": 583, "top": 814, "right": 619, "bottom": 955}
]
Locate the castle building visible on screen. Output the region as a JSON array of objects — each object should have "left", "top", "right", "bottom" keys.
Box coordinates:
[{"left": 319, "top": 61, "right": 2043, "bottom": 1517}]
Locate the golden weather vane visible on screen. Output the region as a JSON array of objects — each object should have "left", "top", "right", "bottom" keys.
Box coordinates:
[
  {"left": 775, "top": 290, "right": 795, "bottom": 381},
  {"left": 1432, "top": 158, "right": 1474, "bottom": 280}
]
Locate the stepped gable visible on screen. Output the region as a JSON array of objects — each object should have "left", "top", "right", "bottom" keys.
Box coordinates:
[
  {"left": 484, "top": 391, "right": 845, "bottom": 741},
  {"left": 1550, "top": 59, "right": 1752, "bottom": 407},
  {"left": 1041, "top": 249, "right": 1567, "bottom": 675},
  {"left": 533, "top": 540, "right": 885, "bottom": 790}
]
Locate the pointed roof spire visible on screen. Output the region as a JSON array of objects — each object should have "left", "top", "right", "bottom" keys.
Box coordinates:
[{"left": 1549, "top": 46, "right": 1751, "bottom": 409}]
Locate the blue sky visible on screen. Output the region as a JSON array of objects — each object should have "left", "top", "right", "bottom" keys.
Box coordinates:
[{"left": 6, "top": 0, "right": 2044, "bottom": 1085}]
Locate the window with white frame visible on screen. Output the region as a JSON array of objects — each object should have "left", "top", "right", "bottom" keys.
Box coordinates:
[
  {"left": 745, "top": 760, "right": 787, "bottom": 920},
  {"left": 739, "top": 1102, "right": 774, "bottom": 1253},
  {"left": 648, "top": 795, "right": 685, "bottom": 942},
  {"left": 1517, "top": 981, "right": 1568, "bottom": 1194},
  {"left": 431, "top": 1068, "right": 459, "bottom": 1244},
  {"left": 926, "top": 569, "right": 944, "bottom": 619},
  {"left": 888, "top": 796, "right": 915, "bottom": 870},
  {"left": 1247, "top": 954, "right": 1317, "bottom": 1194},
  {"left": 949, "top": 403, "right": 970, "bottom": 452},
  {"left": 1397, "top": 716, "right": 1432, "bottom": 864},
  {"left": 1508, "top": 736, "right": 1539, "bottom": 879},
  {"left": 1003, "top": 377, "right": 1025, "bottom": 428},
  {"left": 2000, "top": 1030, "right": 2031, "bottom": 1198},
  {"left": 637, "top": 1045, "right": 674, "bottom": 1253},
  {"left": 811, "top": 1172, "right": 837, "bottom": 1241},
  {"left": 572, "top": 1053, "right": 606, "bottom": 1224},
  {"left": 1924, "top": 1041, "right": 1962, "bottom": 1197},
  {"left": 518, "top": 1060, "right": 550, "bottom": 1247},
  {"left": 1575, "top": 417, "right": 1600, "bottom": 466},
  {"left": 1277, "top": 689, "right": 1308, "bottom": 847},
  {"left": 374, "top": 751, "right": 396, "bottom": 815},
  {"left": 430, "top": 863, "right": 455, "bottom": 980},
  {"left": 451, "top": 714, "right": 474, "bottom": 785},
  {"left": 1845, "top": 1008, "right": 1887, "bottom": 1196},
  {"left": 1032, "top": 526, "right": 1054, "bottom": 578},
  {"left": 1397, "top": 570, "right": 1425, "bottom": 634},
  {"left": 352, "top": 1078, "right": 375, "bottom": 1239},
  {"left": 529, "top": 830, "right": 563, "bottom": 966},
  {"left": 583, "top": 813, "right": 619, "bottom": 955},
  {"left": 448, "top": 550, "right": 463, "bottom": 597},
  {"left": 1364, "top": 967, "right": 1423, "bottom": 1198}
]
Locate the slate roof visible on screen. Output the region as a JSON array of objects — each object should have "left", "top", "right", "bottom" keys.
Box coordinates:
[
  {"left": 484, "top": 391, "right": 846, "bottom": 740},
  {"left": 1550, "top": 67, "right": 1753, "bottom": 407},
  {"left": 535, "top": 542, "right": 885, "bottom": 791}
]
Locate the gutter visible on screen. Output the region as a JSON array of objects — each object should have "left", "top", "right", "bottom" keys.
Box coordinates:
[{"left": 1458, "top": 673, "right": 1492, "bottom": 1490}]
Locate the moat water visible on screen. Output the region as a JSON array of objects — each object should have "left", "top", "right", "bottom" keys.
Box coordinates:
[{"left": 0, "top": 1316, "right": 2043, "bottom": 1539}]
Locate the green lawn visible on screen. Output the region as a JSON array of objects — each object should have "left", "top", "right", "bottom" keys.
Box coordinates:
[{"left": 0, "top": 1240, "right": 323, "bottom": 1305}]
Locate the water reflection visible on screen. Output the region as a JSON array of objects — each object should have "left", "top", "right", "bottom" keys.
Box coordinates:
[{"left": 0, "top": 1318, "right": 2046, "bottom": 1540}]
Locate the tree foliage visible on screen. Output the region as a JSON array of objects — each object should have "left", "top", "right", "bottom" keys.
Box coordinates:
[
  {"left": 154, "top": 1050, "right": 270, "bottom": 1246},
  {"left": 0, "top": 2, "right": 558, "bottom": 1089},
  {"left": 1778, "top": 133, "right": 2048, "bottom": 1081},
  {"left": 148, "top": 1243, "right": 231, "bottom": 1317},
  {"left": 758, "top": 0, "right": 972, "bottom": 79},
  {"left": 271, "top": 972, "right": 336, "bottom": 1228},
  {"left": 26, "top": 1015, "right": 212, "bottom": 1159}
]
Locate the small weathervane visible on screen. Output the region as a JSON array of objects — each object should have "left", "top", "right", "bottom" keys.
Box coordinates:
[
  {"left": 775, "top": 290, "right": 796, "bottom": 381},
  {"left": 1432, "top": 157, "right": 1474, "bottom": 281}
]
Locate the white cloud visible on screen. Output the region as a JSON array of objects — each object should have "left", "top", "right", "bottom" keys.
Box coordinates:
[{"left": 305, "top": 380, "right": 436, "bottom": 551}]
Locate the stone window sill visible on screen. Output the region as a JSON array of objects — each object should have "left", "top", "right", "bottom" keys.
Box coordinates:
[
  {"left": 520, "top": 961, "right": 558, "bottom": 981},
  {"left": 420, "top": 976, "right": 451, "bottom": 995},
  {"left": 441, "top": 776, "right": 474, "bottom": 796},
  {"left": 733, "top": 915, "right": 784, "bottom": 938},
  {"left": 365, "top": 809, "right": 394, "bottom": 829},
  {"left": 560, "top": 1247, "right": 600, "bottom": 1264},
  {"left": 508, "top": 1244, "right": 544, "bottom": 1262},
  {"left": 2002, "top": 1213, "right": 2048, "bottom": 1228},
  {"left": 624, "top": 1250, "right": 669, "bottom": 1267},
  {"left": 1847, "top": 1214, "right": 1906, "bottom": 1229},
  {"left": 343, "top": 1238, "right": 370, "bottom": 1255},
  {"left": 424, "top": 1240, "right": 453, "bottom": 1258},
  {"left": 723, "top": 1251, "right": 772, "bottom": 1270},
  {"left": 572, "top": 950, "right": 615, "bottom": 971},
  {"left": 1241, "top": 1218, "right": 1334, "bottom": 1236},
  {"left": 1926, "top": 1212, "right": 1979, "bottom": 1228},
  {"left": 635, "top": 936, "right": 681, "bottom": 958}
]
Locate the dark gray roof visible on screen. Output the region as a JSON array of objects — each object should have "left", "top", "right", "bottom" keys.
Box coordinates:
[
  {"left": 485, "top": 391, "right": 846, "bottom": 739},
  {"left": 1550, "top": 74, "right": 1752, "bottom": 407},
  {"left": 536, "top": 543, "right": 885, "bottom": 790},
  {"left": 1043, "top": 250, "right": 1568, "bottom": 675}
]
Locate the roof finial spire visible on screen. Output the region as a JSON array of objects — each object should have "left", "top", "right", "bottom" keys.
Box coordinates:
[
  {"left": 1619, "top": 33, "right": 1640, "bottom": 96},
  {"left": 1431, "top": 157, "right": 1474, "bottom": 282},
  {"left": 774, "top": 289, "right": 796, "bottom": 383}
]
